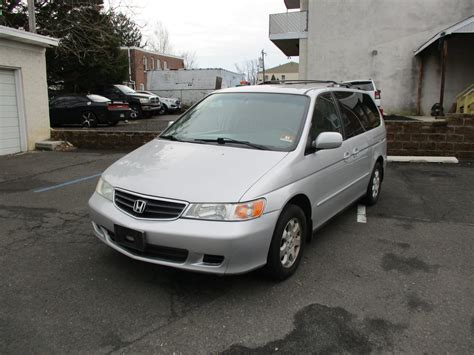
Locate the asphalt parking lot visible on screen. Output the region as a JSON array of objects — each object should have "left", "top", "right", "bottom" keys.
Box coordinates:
[
  {"left": 1, "top": 151, "right": 473, "bottom": 353},
  {"left": 54, "top": 113, "right": 179, "bottom": 132}
]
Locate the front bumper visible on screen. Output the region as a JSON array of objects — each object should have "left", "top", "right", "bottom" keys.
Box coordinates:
[
  {"left": 88, "top": 193, "right": 279, "bottom": 274},
  {"left": 141, "top": 104, "right": 162, "bottom": 112}
]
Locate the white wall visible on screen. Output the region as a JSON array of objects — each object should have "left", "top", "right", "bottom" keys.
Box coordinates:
[
  {"left": 147, "top": 69, "right": 244, "bottom": 105},
  {"left": 302, "top": 0, "right": 474, "bottom": 114},
  {"left": 0, "top": 38, "right": 51, "bottom": 149}
]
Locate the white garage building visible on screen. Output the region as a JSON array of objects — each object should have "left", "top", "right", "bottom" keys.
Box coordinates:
[{"left": 0, "top": 25, "right": 58, "bottom": 156}]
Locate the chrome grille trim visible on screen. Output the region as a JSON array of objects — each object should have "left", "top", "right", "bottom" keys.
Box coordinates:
[{"left": 113, "top": 188, "right": 188, "bottom": 221}]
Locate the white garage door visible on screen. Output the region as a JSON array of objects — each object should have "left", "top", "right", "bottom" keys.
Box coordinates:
[{"left": 0, "top": 69, "right": 22, "bottom": 155}]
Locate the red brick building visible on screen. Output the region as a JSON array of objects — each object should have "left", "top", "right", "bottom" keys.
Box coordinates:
[{"left": 121, "top": 47, "right": 185, "bottom": 90}]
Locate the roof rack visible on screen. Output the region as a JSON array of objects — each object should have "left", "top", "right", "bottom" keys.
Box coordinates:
[{"left": 258, "top": 79, "right": 352, "bottom": 88}]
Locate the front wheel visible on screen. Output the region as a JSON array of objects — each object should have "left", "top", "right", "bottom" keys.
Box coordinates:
[
  {"left": 364, "top": 162, "right": 383, "bottom": 205},
  {"left": 130, "top": 105, "right": 142, "bottom": 119},
  {"left": 158, "top": 105, "right": 167, "bottom": 115},
  {"left": 265, "top": 204, "right": 306, "bottom": 280}
]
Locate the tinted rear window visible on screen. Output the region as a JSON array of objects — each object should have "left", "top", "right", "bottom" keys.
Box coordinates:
[
  {"left": 349, "top": 82, "right": 374, "bottom": 91},
  {"left": 87, "top": 94, "right": 110, "bottom": 103},
  {"left": 334, "top": 91, "right": 365, "bottom": 139}
]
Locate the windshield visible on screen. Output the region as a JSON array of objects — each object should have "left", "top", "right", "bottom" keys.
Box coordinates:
[
  {"left": 161, "top": 93, "right": 309, "bottom": 151},
  {"left": 115, "top": 85, "right": 136, "bottom": 94}
]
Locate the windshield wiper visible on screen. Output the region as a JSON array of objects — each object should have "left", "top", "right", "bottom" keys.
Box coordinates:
[
  {"left": 160, "top": 134, "right": 183, "bottom": 141},
  {"left": 194, "top": 137, "right": 268, "bottom": 150}
]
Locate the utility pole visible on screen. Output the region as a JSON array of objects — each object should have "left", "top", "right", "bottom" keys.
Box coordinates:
[
  {"left": 28, "top": 0, "right": 36, "bottom": 33},
  {"left": 261, "top": 49, "right": 267, "bottom": 82}
]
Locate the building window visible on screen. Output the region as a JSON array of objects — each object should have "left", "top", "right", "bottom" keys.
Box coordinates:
[
  {"left": 150, "top": 57, "right": 154, "bottom": 70},
  {"left": 139, "top": 83, "right": 145, "bottom": 90},
  {"left": 164, "top": 61, "right": 168, "bottom": 70},
  {"left": 282, "top": 75, "right": 286, "bottom": 80},
  {"left": 143, "top": 56, "right": 148, "bottom": 71},
  {"left": 157, "top": 58, "right": 161, "bottom": 70},
  {"left": 265, "top": 75, "right": 269, "bottom": 81}
]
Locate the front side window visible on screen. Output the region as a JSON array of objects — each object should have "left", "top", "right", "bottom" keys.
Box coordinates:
[
  {"left": 162, "top": 93, "right": 310, "bottom": 151},
  {"left": 334, "top": 91, "right": 365, "bottom": 139},
  {"left": 309, "top": 92, "right": 343, "bottom": 142}
]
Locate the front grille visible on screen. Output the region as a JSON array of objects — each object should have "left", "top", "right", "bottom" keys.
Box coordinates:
[
  {"left": 108, "top": 229, "right": 188, "bottom": 262},
  {"left": 114, "top": 189, "right": 187, "bottom": 219}
]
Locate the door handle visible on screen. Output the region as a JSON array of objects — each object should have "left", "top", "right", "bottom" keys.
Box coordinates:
[
  {"left": 352, "top": 147, "right": 360, "bottom": 155},
  {"left": 343, "top": 152, "right": 351, "bottom": 159}
]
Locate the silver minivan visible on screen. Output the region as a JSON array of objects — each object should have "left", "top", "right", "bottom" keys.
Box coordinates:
[{"left": 89, "top": 82, "right": 386, "bottom": 279}]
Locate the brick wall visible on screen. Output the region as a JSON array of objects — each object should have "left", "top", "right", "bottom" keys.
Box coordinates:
[
  {"left": 126, "top": 48, "right": 185, "bottom": 90},
  {"left": 51, "top": 130, "right": 158, "bottom": 150},
  {"left": 386, "top": 114, "right": 474, "bottom": 160}
]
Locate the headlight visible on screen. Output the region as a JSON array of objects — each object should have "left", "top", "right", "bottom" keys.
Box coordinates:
[
  {"left": 96, "top": 177, "right": 114, "bottom": 201},
  {"left": 183, "top": 199, "right": 265, "bottom": 221},
  {"left": 139, "top": 98, "right": 150, "bottom": 104}
]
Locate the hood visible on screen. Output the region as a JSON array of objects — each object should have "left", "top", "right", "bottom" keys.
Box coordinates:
[
  {"left": 161, "top": 97, "right": 179, "bottom": 104},
  {"left": 130, "top": 93, "right": 154, "bottom": 99},
  {"left": 103, "top": 139, "right": 288, "bottom": 203}
]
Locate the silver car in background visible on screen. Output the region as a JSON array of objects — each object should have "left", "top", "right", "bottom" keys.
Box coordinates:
[{"left": 89, "top": 82, "right": 386, "bottom": 279}]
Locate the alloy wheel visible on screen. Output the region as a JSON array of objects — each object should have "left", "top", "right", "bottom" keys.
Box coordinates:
[
  {"left": 372, "top": 169, "right": 381, "bottom": 199},
  {"left": 280, "top": 218, "right": 302, "bottom": 268}
]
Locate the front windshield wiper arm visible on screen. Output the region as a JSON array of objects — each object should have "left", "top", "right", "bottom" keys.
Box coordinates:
[
  {"left": 194, "top": 137, "right": 268, "bottom": 150},
  {"left": 160, "top": 134, "right": 183, "bottom": 142}
]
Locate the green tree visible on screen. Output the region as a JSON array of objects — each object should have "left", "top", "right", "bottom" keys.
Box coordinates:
[
  {"left": 110, "top": 12, "right": 143, "bottom": 47},
  {"left": 1, "top": 0, "right": 134, "bottom": 93}
]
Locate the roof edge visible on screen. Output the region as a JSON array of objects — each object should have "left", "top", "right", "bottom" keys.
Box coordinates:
[
  {"left": 0, "top": 25, "right": 59, "bottom": 47},
  {"left": 120, "top": 46, "right": 184, "bottom": 60},
  {"left": 414, "top": 15, "right": 474, "bottom": 56}
]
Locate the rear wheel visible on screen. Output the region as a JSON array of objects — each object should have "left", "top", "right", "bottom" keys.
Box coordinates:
[
  {"left": 81, "top": 111, "right": 98, "bottom": 128},
  {"left": 364, "top": 162, "right": 383, "bottom": 205},
  {"left": 265, "top": 204, "right": 306, "bottom": 280}
]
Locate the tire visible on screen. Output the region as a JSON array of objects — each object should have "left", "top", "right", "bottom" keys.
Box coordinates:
[
  {"left": 130, "top": 105, "right": 142, "bottom": 119},
  {"left": 81, "top": 111, "right": 98, "bottom": 128},
  {"left": 265, "top": 204, "right": 306, "bottom": 280},
  {"left": 364, "top": 162, "right": 383, "bottom": 206},
  {"left": 158, "top": 105, "right": 167, "bottom": 115}
]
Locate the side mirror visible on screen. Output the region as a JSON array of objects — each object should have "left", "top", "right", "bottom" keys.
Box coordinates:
[
  {"left": 312, "top": 132, "right": 343, "bottom": 150},
  {"left": 167, "top": 121, "right": 175, "bottom": 127}
]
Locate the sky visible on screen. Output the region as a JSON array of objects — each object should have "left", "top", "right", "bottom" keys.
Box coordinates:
[{"left": 113, "top": 0, "right": 296, "bottom": 72}]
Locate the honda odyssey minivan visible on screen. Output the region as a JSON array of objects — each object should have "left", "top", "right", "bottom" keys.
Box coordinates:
[{"left": 89, "top": 81, "right": 386, "bottom": 279}]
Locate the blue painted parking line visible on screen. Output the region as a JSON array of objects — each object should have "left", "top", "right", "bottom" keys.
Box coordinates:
[{"left": 33, "top": 173, "right": 102, "bottom": 193}]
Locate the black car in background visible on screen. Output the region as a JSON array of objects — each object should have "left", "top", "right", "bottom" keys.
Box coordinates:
[
  {"left": 98, "top": 85, "right": 161, "bottom": 119},
  {"left": 49, "top": 94, "right": 130, "bottom": 128}
]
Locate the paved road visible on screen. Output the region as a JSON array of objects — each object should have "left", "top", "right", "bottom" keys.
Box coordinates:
[{"left": 0, "top": 151, "right": 473, "bottom": 353}]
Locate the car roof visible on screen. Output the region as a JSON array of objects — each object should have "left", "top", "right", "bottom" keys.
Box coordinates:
[{"left": 217, "top": 83, "right": 368, "bottom": 96}]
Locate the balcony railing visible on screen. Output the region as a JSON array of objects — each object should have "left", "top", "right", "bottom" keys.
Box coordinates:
[{"left": 269, "top": 11, "right": 308, "bottom": 40}]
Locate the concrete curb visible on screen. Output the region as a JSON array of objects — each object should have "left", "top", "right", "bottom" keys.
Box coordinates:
[{"left": 387, "top": 156, "right": 459, "bottom": 164}]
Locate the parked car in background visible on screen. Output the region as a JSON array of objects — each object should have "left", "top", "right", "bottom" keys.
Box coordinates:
[
  {"left": 99, "top": 85, "right": 161, "bottom": 119},
  {"left": 89, "top": 82, "right": 386, "bottom": 280},
  {"left": 344, "top": 79, "right": 382, "bottom": 114},
  {"left": 49, "top": 94, "right": 130, "bottom": 128},
  {"left": 137, "top": 91, "right": 181, "bottom": 114}
]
